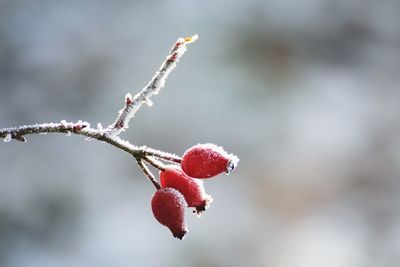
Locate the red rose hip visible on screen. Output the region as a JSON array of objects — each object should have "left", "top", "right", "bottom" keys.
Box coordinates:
[
  {"left": 151, "top": 188, "right": 188, "bottom": 239},
  {"left": 160, "top": 165, "right": 213, "bottom": 214},
  {"left": 181, "top": 143, "right": 239, "bottom": 178}
]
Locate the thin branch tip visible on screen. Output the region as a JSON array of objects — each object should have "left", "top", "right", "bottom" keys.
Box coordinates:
[
  {"left": 137, "top": 159, "right": 161, "bottom": 190},
  {"left": 184, "top": 34, "right": 199, "bottom": 43},
  {"left": 107, "top": 35, "right": 198, "bottom": 136}
]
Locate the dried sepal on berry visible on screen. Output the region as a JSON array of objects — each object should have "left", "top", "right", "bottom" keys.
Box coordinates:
[
  {"left": 151, "top": 188, "right": 188, "bottom": 239},
  {"left": 181, "top": 143, "right": 239, "bottom": 178},
  {"left": 160, "top": 165, "right": 213, "bottom": 214}
]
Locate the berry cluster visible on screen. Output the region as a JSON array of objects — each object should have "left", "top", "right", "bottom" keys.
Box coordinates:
[{"left": 151, "top": 143, "right": 239, "bottom": 239}]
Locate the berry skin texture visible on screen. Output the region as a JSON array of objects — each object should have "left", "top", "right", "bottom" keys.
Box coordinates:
[
  {"left": 151, "top": 188, "right": 188, "bottom": 239},
  {"left": 160, "top": 165, "right": 213, "bottom": 214},
  {"left": 181, "top": 143, "right": 239, "bottom": 178}
]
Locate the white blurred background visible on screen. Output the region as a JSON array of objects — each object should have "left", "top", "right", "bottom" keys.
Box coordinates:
[{"left": 1, "top": 1, "right": 400, "bottom": 266}]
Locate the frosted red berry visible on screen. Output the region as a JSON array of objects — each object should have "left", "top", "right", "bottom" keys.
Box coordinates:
[
  {"left": 181, "top": 143, "right": 239, "bottom": 178},
  {"left": 151, "top": 188, "right": 187, "bottom": 239},
  {"left": 160, "top": 165, "right": 213, "bottom": 214}
]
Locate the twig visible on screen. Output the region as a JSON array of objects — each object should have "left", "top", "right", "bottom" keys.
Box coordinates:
[
  {"left": 0, "top": 121, "right": 154, "bottom": 158},
  {"left": 0, "top": 121, "right": 182, "bottom": 163},
  {"left": 0, "top": 120, "right": 90, "bottom": 143},
  {"left": 140, "top": 146, "right": 182, "bottom": 163},
  {"left": 107, "top": 34, "right": 198, "bottom": 136},
  {"left": 143, "top": 156, "right": 167, "bottom": 172},
  {"left": 136, "top": 159, "right": 161, "bottom": 190},
  {"left": 0, "top": 35, "right": 198, "bottom": 187}
]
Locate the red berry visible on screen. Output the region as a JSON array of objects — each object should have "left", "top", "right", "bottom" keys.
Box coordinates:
[
  {"left": 181, "top": 143, "right": 239, "bottom": 178},
  {"left": 151, "top": 188, "right": 188, "bottom": 239},
  {"left": 160, "top": 165, "right": 213, "bottom": 214}
]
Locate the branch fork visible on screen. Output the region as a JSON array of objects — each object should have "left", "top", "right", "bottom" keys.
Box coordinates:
[{"left": 0, "top": 34, "right": 199, "bottom": 189}]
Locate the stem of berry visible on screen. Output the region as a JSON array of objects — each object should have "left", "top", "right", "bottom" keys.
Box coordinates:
[
  {"left": 142, "top": 147, "right": 182, "bottom": 164},
  {"left": 143, "top": 156, "right": 167, "bottom": 172}
]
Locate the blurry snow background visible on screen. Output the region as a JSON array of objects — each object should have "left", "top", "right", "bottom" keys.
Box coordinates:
[{"left": 1, "top": 1, "right": 400, "bottom": 267}]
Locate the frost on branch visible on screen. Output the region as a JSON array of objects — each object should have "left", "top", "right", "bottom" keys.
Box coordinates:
[
  {"left": 107, "top": 34, "right": 199, "bottom": 136},
  {"left": 0, "top": 35, "right": 241, "bottom": 240},
  {"left": 3, "top": 133, "right": 12, "bottom": 143},
  {"left": 0, "top": 35, "right": 198, "bottom": 144},
  {"left": 0, "top": 121, "right": 90, "bottom": 143}
]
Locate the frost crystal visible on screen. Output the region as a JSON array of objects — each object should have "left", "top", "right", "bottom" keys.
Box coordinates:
[
  {"left": 125, "top": 93, "right": 133, "bottom": 105},
  {"left": 60, "top": 120, "right": 68, "bottom": 127},
  {"left": 144, "top": 97, "right": 154, "bottom": 107},
  {"left": 97, "top": 123, "right": 103, "bottom": 131},
  {"left": 105, "top": 35, "right": 198, "bottom": 137},
  {"left": 189, "top": 34, "right": 199, "bottom": 42},
  {"left": 3, "top": 133, "right": 12, "bottom": 143}
]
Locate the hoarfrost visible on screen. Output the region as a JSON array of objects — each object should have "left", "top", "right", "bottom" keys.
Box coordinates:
[
  {"left": 3, "top": 133, "right": 12, "bottom": 142},
  {"left": 60, "top": 120, "right": 68, "bottom": 127},
  {"left": 106, "top": 35, "right": 197, "bottom": 136},
  {"left": 125, "top": 93, "right": 133, "bottom": 104},
  {"left": 144, "top": 97, "right": 153, "bottom": 107},
  {"left": 186, "top": 143, "right": 240, "bottom": 175},
  {"left": 189, "top": 34, "right": 199, "bottom": 42},
  {"left": 155, "top": 77, "right": 166, "bottom": 91}
]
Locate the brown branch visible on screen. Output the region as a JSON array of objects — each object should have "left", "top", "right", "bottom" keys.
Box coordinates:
[
  {"left": 136, "top": 159, "right": 161, "bottom": 190},
  {"left": 0, "top": 121, "right": 182, "bottom": 162},
  {"left": 107, "top": 34, "right": 198, "bottom": 136},
  {"left": 140, "top": 146, "right": 182, "bottom": 163},
  {"left": 0, "top": 120, "right": 90, "bottom": 143},
  {"left": 143, "top": 156, "right": 167, "bottom": 172},
  {"left": 0, "top": 35, "right": 197, "bottom": 188}
]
